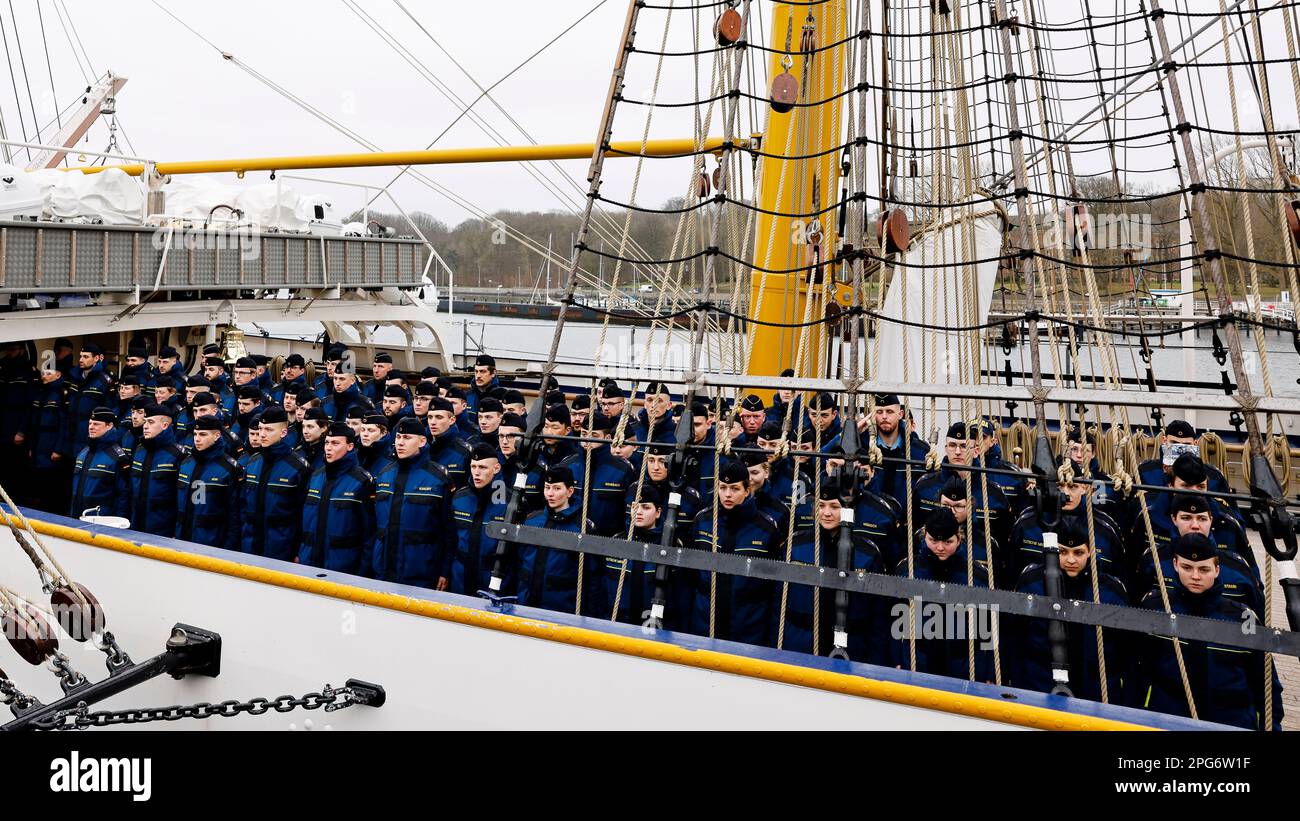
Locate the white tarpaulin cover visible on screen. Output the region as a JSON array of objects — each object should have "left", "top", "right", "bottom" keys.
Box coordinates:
[
  {"left": 0, "top": 163, "right": 44, "bottom": 219},
  {"left": 7, "top": 171, "right": 336, "bottom": 230}
]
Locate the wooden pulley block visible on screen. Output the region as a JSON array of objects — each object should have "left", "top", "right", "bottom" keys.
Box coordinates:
[
  {"left": 824, "top": 301, "right": 843, "bottom": 336},
  {"left": 714, "top": 7, "right": 743, "bottom": 46},
  {"left": 697, "top": 172, "right": 711, "bottom": 199},
  {"left": 800, "top": 23, "right": 818, "bottom": 54},
  {"left": 1065, "top": 203, "right": 1092, "bottom": 250},
  {"left": 1286, "top": 199, "right": 1300, "bottom": 248},
  {"left": 770, "top": 68, "right": 799, "bottom": 114},
  {"left": 3, "top": 605, "right": 58, "bottom": 665},
  {"left": 50, "top": 582, "right": 105, "bottom": 642},
  {"left": 712, "top": 166, "right": 724, "bottom": 193},
  {"left": 876, "top": 209, "right": 911, "bottom": 254}
]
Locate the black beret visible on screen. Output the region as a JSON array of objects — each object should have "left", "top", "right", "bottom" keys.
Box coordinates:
[
  {"left": 873, "top": 393, "right": 901, "bottom": 406},
  {"left": 689, "top": 400, "right": 710, "bottom": 418},
  {"left": 807, "top": 392, "right": 838, "bottom": 411},
  {"left": 945, "top": 421, "right": 971, "bottom": 440},
  {"left": 543, "top": 389, "right": 566, "bottom": 406},
  {"left": 1171, "top": 493, "right": 1212, "bottom": 517},
  {"left": 571, "top": 394, "right": 592, "bottom": 411},
  {"left": 54, "top": 337, "right": 73, "bottom": 349},
  {"left": 119, "top": 374, "right": 140, "bottom": 387},
  {"left": 344, "top": 405, "right": 368, "bottom": 420},
  {"left": 716, "top": 459, "right": 749, "bottom": 485},
  {"left": 415, "top": 381, "right": 438, "bottom": 397},
  {"left": 940, "top": 476, "right": 968, "bottom": 501},
  {"left": 587, "top": 412, "right": 615, "bottom": 432},
  {"left": 325, "top": 345, "right": 346, "bottom": 361},
  {"left": 187, "top": 376, "right": 211, "bottom": 389},
  {"left": 1058, "top": 519, "right": 1090, "bottom": 548},
  {"left": 475, "top": 353, "right": 496, "bottom": 369},
  {"left": 478, "top": 397, "right": 503, "bottom": 414},
  {"left": 445, "top": 385, "right": 467, "bottom": 400},
  {"left": 363, "top": 413, "right": 389, "bottom": 429},
  {"left": 89, "top": 407, "right": 117, "bottom": 423},
  {"left": 131, "top": 396, "right": 150, "bottom": 410},
  {"left": 304, "top": 407, "right": 330, "bottom": 423},
  {"left": 259, "top": 406, "right": 288, "bottom": 425},
  {"left": 192, "top": 392, "right": 219, "bottom": 408},
  {"left": 633, "top": 484, "right": 664, "bottom": 508},
  {"left": 779, "top": 367, "right": 795, "bottom": 378},
  {"left": 469, "top": 442, "right": 500, "bottom": 462},
  {"left": 925, "top": 508, "right": 960, "bottom": 541},
  {"left": 1172, "top": 532, "right": 1217, "bottom": 563},
  {"left": 602, "top": 385, "right": 625, "bottom": 400},
  {"left": 202, "top": 342, "right": 221, "bottom": 355},
  {"left": 251, "top": 354, "right": 270, "bottom": 366},
  {"left": 326, "top": 422, "right": 357, "bottom": 443},
  {"left": 544, "top": 404, "right": 572, "bottom": 426},
  {"left": 203, "top": 356, "right": 226, "bottom": 369},
  {"left": 383, "top": 384, "right": 410, "bottom": 400},
  {"left": 235, "top": 357, "right": 257, "bottom": 370},
  {"left": 193, "top": 415, "right": 224, "bottom": 431},
  {"left": 295, "top": 388, "right": 317, "bottom": 406},
  {"left": 394, "top": 416, "right": 427, "bottom": 437},
  {"left": 127, "top": 341, "right": 148, "bottom": 358},
  {"left": 154, "top": 374, "right": 177, "bottom": 390},
  {"left": 758, "top": 422, "right": 783, "bottom": 440},
  {"left": 739, "top": 394, "right": 765, "bottom": 412},
  {"left": 502, "top": 389, "right": 526, "bottom": 406},
  {"left": 143, "top": 403, "right": 172, "bottom": 419},
  {"left": 543, "top": 465, "right": 575, "bottom": 486},
  {"left": 373, "top": 351, "right": 393, "bottom": 364},
  {"left": 644, "top": 381, "right": 671, "bottom": 396},
  {"left": 237, "top": 385, "right": 263, "bottom": 400},
  {"left": 386, "top": 368, "right": 404, "bottom": 382},
  {"left": 741, "top": 449, "right": 769, "bottom": 468},
  {"left": 81, "top": 341, "right": 104, "bottom": 356},
  {"left": 284, "top": 353, "right": 306, "bottom": 368},
  {"left": 421, "top": 366, "right": 441, "bottom": 378},
  {"left": 817, "top": 483, "right": 842, "bottom": 502},
  {"left": 1165, "top": 420, "right": 1197, "bottom": 439},
  {"left": 500, "top": 412, "right": 526, "bottom": 429},
  {"left": 1171, "top": 453, "right": 1208, "bottom": 486},
  {"left": 159, "top": 346, "right": 180, "bottom": 359},
  {"left": 429, "top": 397, "right": 454, "bottom": 414}
]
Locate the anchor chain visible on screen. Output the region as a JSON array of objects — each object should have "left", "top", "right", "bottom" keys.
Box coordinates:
[{"left": 30, "top": 680, "right": 385, "bottom": 730}]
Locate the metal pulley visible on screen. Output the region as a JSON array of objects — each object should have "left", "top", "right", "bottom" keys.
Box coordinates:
[
  {"left": 771, "top": 55, "right": 798, "bottom": 113},
  {"left": 50, "top": 582, "right": 105, "bottom": 642},
  {"left": 715, "top": 4, "right": 743, "bottom": 46},
  {"left": 3, "top": 604, "right": 58, "bottom": 665},
  {"left": 877, "top": 209, "right": 911, "bottom": 254}
]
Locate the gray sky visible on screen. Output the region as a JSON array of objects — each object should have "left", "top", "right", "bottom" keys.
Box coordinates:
[
  {"left": 1, "top": 0, "right": 1295, "bottom": 236},
  {"left": 2, "top": 0, "right": 705, "bottom": 226}
]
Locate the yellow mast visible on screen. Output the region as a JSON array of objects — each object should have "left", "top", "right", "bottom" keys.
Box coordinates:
[{"left": 746, "top": 1, "right": 851, "bottom": 383}]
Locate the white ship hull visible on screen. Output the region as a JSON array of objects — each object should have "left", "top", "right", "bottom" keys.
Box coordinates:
[{"left": 0, "top": 511, "right": 1222, "bottom": 731}]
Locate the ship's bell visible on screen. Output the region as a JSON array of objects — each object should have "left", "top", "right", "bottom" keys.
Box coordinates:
[{"left": 219, "top": 326, "right": 249, "bottom": 364}]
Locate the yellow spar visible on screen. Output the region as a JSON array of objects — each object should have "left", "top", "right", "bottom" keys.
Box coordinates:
[
  {"left": 73, "top": 137, "right": 738, "bottom": 177},
  {"left": 747, "top": 1, "right": 852, "bottom": 386}
]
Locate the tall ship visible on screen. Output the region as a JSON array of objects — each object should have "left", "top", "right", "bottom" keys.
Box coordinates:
[{"left": 0, "top": 0, "right": 1297, "bottom": 731}]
